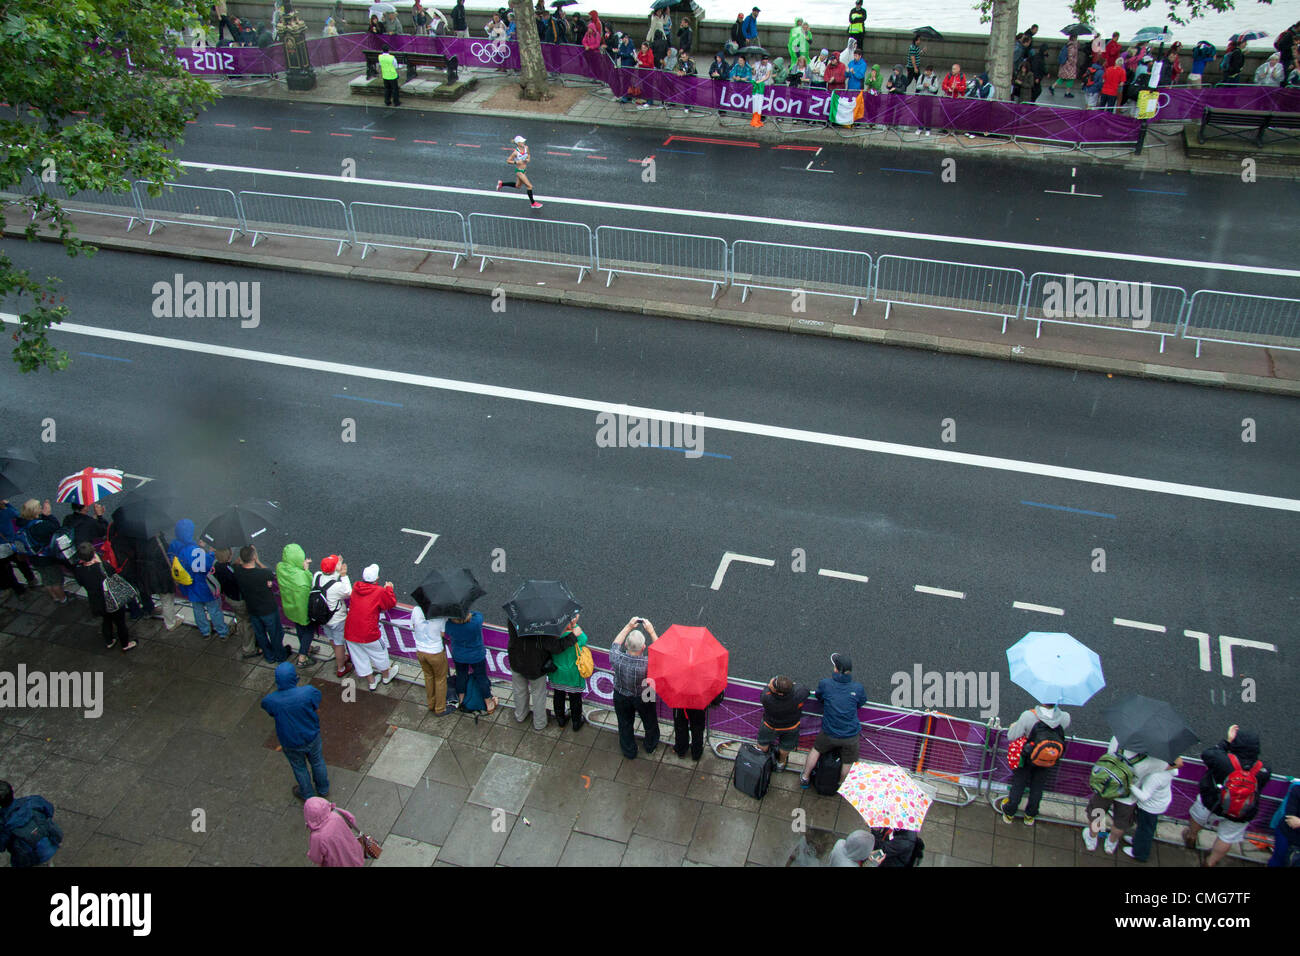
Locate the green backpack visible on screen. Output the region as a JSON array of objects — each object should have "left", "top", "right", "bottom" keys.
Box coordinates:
[{"left": 1089, "top": 751, "right": 1142, "bottom": 800}]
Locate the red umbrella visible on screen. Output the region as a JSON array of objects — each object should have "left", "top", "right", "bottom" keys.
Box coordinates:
[{"left": 646, "top": 625, "right": 729, "bottom": 710}]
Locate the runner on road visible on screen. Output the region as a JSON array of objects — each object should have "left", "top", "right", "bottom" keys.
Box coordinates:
[{"left": 497, "top": 135, "right": 541, "bottom": 208}]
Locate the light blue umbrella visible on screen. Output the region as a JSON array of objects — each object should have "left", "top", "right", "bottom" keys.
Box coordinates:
[
  {"left": 1006, "top": 632, "right": 1105, "bottom": 706},
  {"left": 1131, "top": 26, "right": 1172, "bottom": 44}
]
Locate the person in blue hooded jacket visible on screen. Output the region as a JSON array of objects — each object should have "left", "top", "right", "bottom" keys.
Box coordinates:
[
  {"left": 0, "top": 780, "right": 63, "bottom": 867},
  {"left": 167, "top": 519, "right": 229, "bottom": 639},
  {"left": 261, "top": 661, "right": 329, "bottom": 800}
]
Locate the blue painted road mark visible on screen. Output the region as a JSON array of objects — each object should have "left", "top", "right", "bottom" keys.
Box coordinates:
[
  {"left": 1126, "top": 187, "right": 1187, "bottom": 196},
  {"left": 333, "top": 393, "right": 404, "bottom": 408},
  {"left": 880, "top": 167, "right": 934, "bottom": 175},
  {"left": 1021, "top": 500, "right": 1117, "bottom": 519},
  {"left": 655, "top": 147, "right": 706, "bottom": 155},
  {"left": 648, "top": 445, "right": 732, "bottom": 460},
  {"left": 78, "top": 352, "right": 132, "bottom": 363}
]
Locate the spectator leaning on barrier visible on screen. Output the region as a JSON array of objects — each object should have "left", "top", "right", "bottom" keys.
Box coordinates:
[
  {"left": 1255, "top": 53, "right": 1285, "bottom": 86},
  {"left": 549, "top": 614, "right": 588, "bottom": 732},
  {"left": 1081, "top": 59, "right": 1103, "bottom": 107},
  {"left": 314, "top": 555, "right": 353, "bottom": 678},
  {"left": 506, "top": 619, "right": 576, "bottom": 732},
  {"left": 845, "top": 49, "right": 866, "bottom": 90},
  {"left": 168, "top": 519, "right": 228, "bottom": 640},
  {"left": 1185, "top": 724, "right": 1271, "bottom": 867},
  {"left": 663, "top": 46, "right": 679, "bottom": 73},
  {"left": 753, "top": 54, "right": 773, "bottom": 84},
  {"left": 758, "top": 675, "right": 809, "bottom": 770},
  {"left": 1126, "top": 756, "right": 1182, "bottom": 863},
  {"left": 789, "top": 55, "right": 807, "bottom": 86},
  {"left": 213, "top": 547, "right": 256, "bottom": 659},
  {"left": 582, "top": 20, "right": 601, "bottom": 50},
  {"left": 342, "top": 564, "right": 401, "bottom": 692},
  {"left": 609, "top": 616, "right": 660, "bottom": 760},
  {"left": 1100, "top": 58, "right": 1126, "bottom": 109},
  {"left": 709, "top": 50, "right": 727, "bottom": 79},
  {"left": 278, "top": 543, "right": 320, "bottom": 667},
  {"left": 884, "top": 63, "right": 906, "bottom": 93},
  {"left": 998, "top": 702, "right": 1071, "bottom": 826},
  {"left": 678, "top": 52, "right": 696, "bottom": 77},
  {"left": 409, "top": 602, "right": 452, "bottom": 715},
  {"left": 730, "top": 55, "right": 753, "bottom": 81},
  {"left": 446, "top": 609, "right": 497, "bottom": 714},
  {"left": 1082, "top": 736, "right": 1168, "bottom": 855},
  {"left": 810, "top": 49, "right": 829, "bottom": 86},
  {"left": 914, "top": 64, "right": 939, "bottom": 134},
  {"left": 941, "top": 62, "right": 966, "bottom": 97},
  {"left": 800, "top": 653, "right": 866, "bottom": 790},
  {"left": 233, "top": 545, "right": 288, "bottom": 664}
]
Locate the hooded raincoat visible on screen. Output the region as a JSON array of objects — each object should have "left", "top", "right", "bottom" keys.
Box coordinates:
[
  {"left": 276, "top": 543, "right": 312, "bottom": 626},
  {"left": 304, "top": 797, "right": 364, "bottom": 867}
]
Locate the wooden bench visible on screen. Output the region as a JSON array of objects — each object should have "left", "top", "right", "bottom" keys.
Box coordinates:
[
  {"left": 363, "top": 49, "right": 458, "bottom": 84},
  {"left": 1197, "top": 107, "right": 1300, "bottom": 146}
]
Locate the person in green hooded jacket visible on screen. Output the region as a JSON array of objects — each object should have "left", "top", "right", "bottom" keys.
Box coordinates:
[
  {"left": 548, "top": 614, "right": 589, "bottom": 732},
  {"left": 277, "top": 543, "right": 317, "bottom": 666},
  {"left": 788, "top": 18, "right": 811, "bottom": 65}
]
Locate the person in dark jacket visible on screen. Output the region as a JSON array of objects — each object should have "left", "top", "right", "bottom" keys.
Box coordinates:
[
  {"left": 676, "top": 17, "right": 692, "bottom": 54},
  {"left": 62, "top": 501, "right": 107, "bottom": 547},
  {"left": 451, "top": 0, "right": 468, "bottom": 36},
  {"left": 1185, "top": 724, "right": 1271, "bottom": 866},
  {"left": 730, "top": 13, "right": 745, "bottom": 48},
  {"left": 262, "top": 661, "right": 329, "bottom": 800},
  {"left": 445, "top": 610, "right": 496, "bottom": 712},
  {"left": 72, "top": 542, "right": 136, "bottom": 652},
  {"left": 0, "top": 780, "right": 62, "bottom": 867},
  {"left": 800, "top": 653, "right": 866, "bottom": 788},
  {"left": 506, "top": 619, "right": 575, "bottom": 731},
  {"left": 758, "top": 674, "right": 809, "bottom": 770},
  {"left": 17, "top": 499, "right": 66, "bottom": 604},
  {"left": 1222, "top": 40, "right": 1245, "bottom": 83},
  {"left": 1268, "top": 779, "right": 1300, "bottom": 867},
  {"left": 0, "top": 499, "right": 37, "bottom": 596},
  {"left": 871, "top": 827, "right": 922, "bottom": 866},
  {"left": 114, "top": 529, "right": 178, "bottom": 630}
]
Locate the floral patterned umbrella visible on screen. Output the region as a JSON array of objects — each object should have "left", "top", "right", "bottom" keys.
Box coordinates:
[{"left": 837, "top": 762, "right": 934, "bottom": 830}]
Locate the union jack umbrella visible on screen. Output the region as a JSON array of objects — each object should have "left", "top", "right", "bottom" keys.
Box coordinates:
[{"left": 56, "top": 467, "right": 125, "bottom": 505}]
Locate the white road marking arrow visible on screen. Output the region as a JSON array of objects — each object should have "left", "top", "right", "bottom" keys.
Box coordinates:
[
  {"left": 400, "top": 529, "right": 440, "bottom": 564},
  {"left": 1217, "top": 635, "right": 1277, "bottom": 678},
  {"left": 710, "top": 551, "right": 775, "bottom": 591}
]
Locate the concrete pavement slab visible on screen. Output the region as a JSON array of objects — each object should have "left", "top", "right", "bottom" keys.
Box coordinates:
[
  {"left": 498, "top": 806, "right": 573, "bottom": 867},
  {"left": 521, "top": 765, "right": 591, "bottom": 820},
  {"left": 686, "top": 804, "right": 759, "bottom": 867},
  {"left": 437, "top": 803, "right": 515, "bottom": 867},
  {"left": 573, "top": 777, "right": 648, "bottom": 843},
  {"left": 621, "top": 834, "right": 688, "bottom": 867},
  {"left": 558, "top": 832, "right": 627, "bottom": 867},
  {"left": 391, "top": 779, "right": 469, "bottom": 846},
  {"left": 466, "top": 752, "right": 542, "bottom": 815},
  {"left": 748, "top": 813, "right": 806, "bottom": 867},
  {"left": 369, "top": 727, "right": 444, "bottom": 787},
  {"left": 345, "top": 776, "right": 412, "bottom": 839},
  {"left": 373, "top": 835, "right": 440, "bottom": 867},
  {"left": 633, "top": 792, "right": 703, "bottom": 845}
]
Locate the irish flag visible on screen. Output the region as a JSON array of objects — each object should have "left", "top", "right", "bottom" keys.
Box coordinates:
[{"left": 829, "top": 91, "right": 864, "bottom": 126}]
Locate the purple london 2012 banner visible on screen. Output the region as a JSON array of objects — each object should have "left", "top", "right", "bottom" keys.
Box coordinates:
[{"left": 171, "top": 35, "right": 1300, "bottom": 143}]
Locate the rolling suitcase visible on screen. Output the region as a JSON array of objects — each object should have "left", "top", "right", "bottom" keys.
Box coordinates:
[{"left": 733, "top": 742, "right": 776, "bottom": 799}]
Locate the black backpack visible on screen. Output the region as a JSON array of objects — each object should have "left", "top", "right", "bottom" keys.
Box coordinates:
[
  {"left": 813, "top": 748, "right": 843, "bottom": 795},
  {"left": 306, "top": 575, "right": 337, "bottom": 626}
]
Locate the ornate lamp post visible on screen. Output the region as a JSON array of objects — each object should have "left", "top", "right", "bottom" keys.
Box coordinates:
[{"left": 279, "top": 0, "right": 317, "bottom": 91}]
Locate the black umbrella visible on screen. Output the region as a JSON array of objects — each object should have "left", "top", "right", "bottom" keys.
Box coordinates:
[
  {"left": 201, "top": 500, "right": 284, "bottom": 549},
  {"left": 912, "top": 26, "right": 942, "bottom": 40},
  {"left": 502, "top": 579, "right": 581, "bottom": 636},
  {"left": 111, "top": 498, "right": 177, "bottom": 540},
  {"left": 0, "top": 447, "right": 39, "bottom": 499},
  {"left": 552, "top": 0, "right": 578, "bottom": 6},
  {"left": 1101, "top": 694, "right": 1199, "bottom": 764},
  {"left": 738, "top": 45, "right": 767, "bottom": 58},
  {"left": 1062, "top": 22, "right": 1094, "bottom": 36},
  {"left": 649, "top": 0, "right": 677, "bottom": 9},
  {"left": 412, "top": 568, "right": 486, "bottom": 618}
]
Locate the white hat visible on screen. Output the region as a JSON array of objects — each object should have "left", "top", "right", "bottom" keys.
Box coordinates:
[
  {"left": 513, "top": 135, "right": 526, "bottom": 144},
  {"left": 363, "top": 564, "right": 379, "bottom": 583}
]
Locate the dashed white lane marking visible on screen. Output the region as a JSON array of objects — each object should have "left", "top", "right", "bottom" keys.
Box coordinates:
[
  {"left": 1114, "top": 618, "right": 1167, "bottom": 633},
  {"left": 914, "top": 585, "right": 965, "bottom": 599},
  {"left": 1184, "top": 630, "right": 1212, "bottom": 672},
  {"left": 1218, "top": 635, "right": 1278, "bottom": 678},
  {"left": 710, "top": 551, "right": 776, "bottom": 590},
  {"left": 7, "top": 316, "right": 1295, "bottom": 514},
  {"left": 817, "top": 568, "right": 870, "bottom": 583},
  {"left": 400, "top": 528, "right": 440, "bottom": 564},
  {"left": 1013, "top": 601, "right": 1065, "bottom": 615}
]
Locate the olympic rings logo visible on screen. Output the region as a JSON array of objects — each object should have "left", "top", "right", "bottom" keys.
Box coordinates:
[{"left": 470, "top": 41, "right": 512, "bottom": 64}]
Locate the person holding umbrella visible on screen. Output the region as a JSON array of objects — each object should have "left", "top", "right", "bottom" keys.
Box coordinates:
[
  {"left": 62, "top": 501, "right": 107, "bottom": 547},
  {"left": 997, "top": 702, "right": 1071, "bottom": 825},
  {"left": 1082, "top": 736, "right": 1173, "bottom": 855},
  {"left": 647, "top": 625, "right": 729, "bottom": 761},
  {"left": 548, "top": 613, "right": 588, "bottom": 732},
  {"left": 409, "top": 599, "right": 452, "bottom": 715},
  {"left": 505, "top": 618, "right": 575, "bottom": 731},
  {"left": 1126, "top": 756, "right": 1183, "bottom": 862},
  {"left": 609, "top": 616, "right": 660, "bottom": 759},
  {"left": 445, "top": 608, "right": 496, "bottom": 714}
]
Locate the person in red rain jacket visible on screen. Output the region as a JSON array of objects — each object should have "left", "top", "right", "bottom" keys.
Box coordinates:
[
  {"left": 343, "top": 563, "right": 400, "bottom": 691},
  {"left": 941, "top": 63, "right": 967, "bottom": 96},
  {"left": 824, "top": 51, "right": 847, "bottom": 90},
  {"left": 1100, "top": 60, "right": 1126, "bottom": 109}
]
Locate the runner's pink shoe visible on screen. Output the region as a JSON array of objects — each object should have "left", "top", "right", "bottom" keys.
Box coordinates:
[
  {"left": 496, "top": 180, "right": 503, "bottom": 190},
  {"left": 530, "top": 201, "right": 542, "bottom": 208}
]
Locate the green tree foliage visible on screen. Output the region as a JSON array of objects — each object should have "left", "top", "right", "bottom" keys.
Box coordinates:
[{"left": 1, "top": 0, "right": 216, "bottom": 372}]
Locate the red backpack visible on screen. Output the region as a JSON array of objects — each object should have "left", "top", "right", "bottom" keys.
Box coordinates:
[{"left": 1215, "top": 753, "right": 1262, "bottom": 822}]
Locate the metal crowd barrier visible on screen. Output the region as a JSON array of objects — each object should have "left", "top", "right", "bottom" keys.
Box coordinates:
[
  {"left": 874, "top": 255, "right": 1027, "bottom": 332},
  {"left": 238, "top": 190, "right": 354, "bottom": 256},
  {"left": 350, "top": 202, "right": 468, "bottom": 266},
  {"left": 36, "top": 178, "right": 142, "bottom": 230},
  {"left": 467, "top": 212, "right": 594, "bottom": 281},
  {"left": 732, "top": 240, "right": 871, "bottom": 314},
  {"left": 1022, "top": 272, "right": 1189, "bottom": 353},
  {"left": 596, "top": 225, "right": 728, "bottom": 296},
  {"left": 133, "top": 181, "right": 245, "bottom": 244},
  {"left": 1181, "top": 289, "right": 1300, "bottom": 357}
]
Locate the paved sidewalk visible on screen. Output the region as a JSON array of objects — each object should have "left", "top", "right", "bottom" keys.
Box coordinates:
[{"left": 0, "top": 588, "right": 1266, "bottom": 866}]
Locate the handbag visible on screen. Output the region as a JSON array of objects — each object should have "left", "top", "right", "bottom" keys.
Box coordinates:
[
  {"left": 575, "top": 643, "right": 594, "bottom": 680},
  {"left": 336, "top": 809, "right": 382, "bottom": 859},
  {"left": 102, "top": 571, "right": 140, "bottom": 614}
]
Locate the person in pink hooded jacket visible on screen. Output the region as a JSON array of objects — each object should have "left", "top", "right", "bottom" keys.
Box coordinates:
[{"left": 304, "top": 797, "right": 364, "bottom": 867}]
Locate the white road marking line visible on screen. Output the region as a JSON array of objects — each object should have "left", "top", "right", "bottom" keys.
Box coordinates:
[
  {"left": 914, "top": 585, "right": 965, "bottom": 599},
  {"left": 176, "top": 161, "right": 1300, "bottom": 278},
  {"left": 8, "top": 314, "right": 1299, "bottom": 513},
  {"left": 804, "top": 159, "right": 833, "bottom": 173},
  {"left": 710, "top": 551, "right": 775, "bottom": 590},
  {"left": 120, "top": 472, "right": 155, "bottom": 488},
  {"left": 1113, "top": 618, "right": 1167, "bottom": 633},
  {"left": 1184, "top": 629, "right": 1212, "bottom": 672},
  {"left": 549, "top": 144, "right": 598, "bottom": 151},
  {"left": 817, "top": 568, "right": 870, "bottom": 583},
  {"left": 400, "top": 528, "right": 440, "bottom": 564},
  {"left": 1217, "top": 635, "right": 1277, "bottom": 678},
  {"left": 1013, "top": 601, "right": 1065, "bottom": 615},
  {"left": 1043, "top": 189, "right": 1103, "bottom": 197}
]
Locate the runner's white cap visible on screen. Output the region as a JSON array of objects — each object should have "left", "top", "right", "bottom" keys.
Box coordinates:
[{"left": 513, "top": 135, "right": 526, "bottom": 144}]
